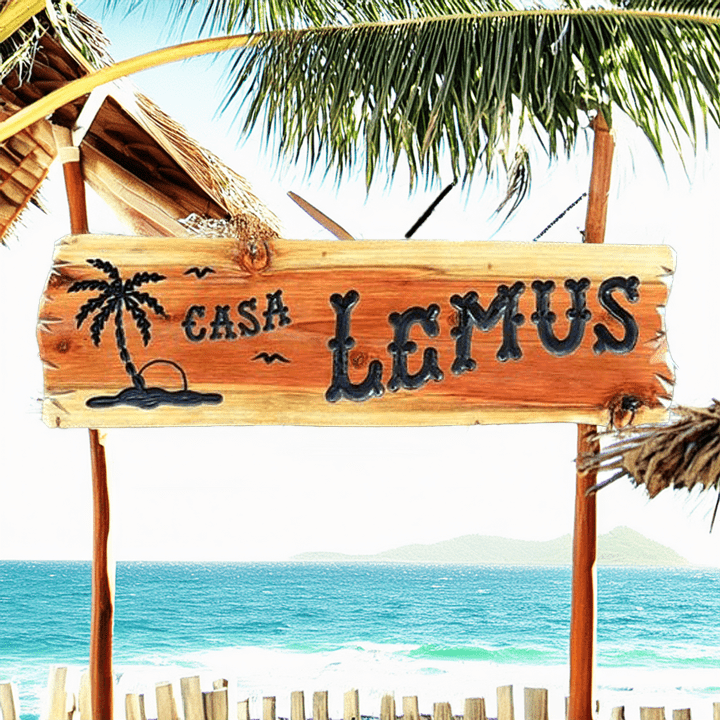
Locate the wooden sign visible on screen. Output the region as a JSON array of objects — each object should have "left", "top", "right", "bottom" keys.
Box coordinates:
[{"left": 38, "top": 235, "right": 674, "bottom": 428}]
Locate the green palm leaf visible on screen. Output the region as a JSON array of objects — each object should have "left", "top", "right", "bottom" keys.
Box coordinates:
[{"left": 101, "top": 1, "right": 720, "bottom": 189}]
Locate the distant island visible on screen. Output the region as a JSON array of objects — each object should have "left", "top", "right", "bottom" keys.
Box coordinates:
[{"left": 291, "top": 526, "right": 689, "bottom": 567}]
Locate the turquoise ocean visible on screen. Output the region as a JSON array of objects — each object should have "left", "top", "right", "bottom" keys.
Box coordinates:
[{"left": 2, "top": 562, "right": 720, "bottom": 720}]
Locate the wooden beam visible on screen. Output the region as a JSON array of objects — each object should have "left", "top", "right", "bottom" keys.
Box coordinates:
[
  {"left": 80, "top": 142, "right": 190, "bottom": 237},
  {"left": 568, "top": 111, "right": 614, "bottom": 720},
  {"left": 52, "top": 124, "right": 114, "bottom": 720}
]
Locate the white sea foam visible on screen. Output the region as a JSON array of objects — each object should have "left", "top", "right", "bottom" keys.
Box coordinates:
[{"left": 108, "top": 645, "right": 720, "bottom": 720}]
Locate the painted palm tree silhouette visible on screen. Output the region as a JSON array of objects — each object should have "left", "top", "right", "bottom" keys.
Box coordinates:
[
  {"left": 69, "top": 258, "right": 223, "bottom": 409},
  {"left": 70, "top": 258, "right": 166, "bottom": 391}
]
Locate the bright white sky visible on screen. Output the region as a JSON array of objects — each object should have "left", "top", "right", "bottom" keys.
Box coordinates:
[{"left": 1, "top": 2, "right": 720, "bottom": 564}]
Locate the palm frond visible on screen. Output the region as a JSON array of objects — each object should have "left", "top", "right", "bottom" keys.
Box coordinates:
[
  {"left": 75, "top": 291, "right": 111, "bottom": 329},
  {"left": 132, "top": 291, "right": 167, "bottom": 319},
  {"left": 127, "top": 271, "right": 166, "bottom": 290},
  {"left": 613, "top": 1, "right": 720, "bottom": 15},
  {"left": 218, "top": 8, "right": 720, "bottom": 187},
  {"left": 89, "top": 300, "right": 116, "bottom": 345},
  {"left": 68, "top": 278, "right": 109, "bottom": 294},
  {"left": 87, "top": 257, "right": 120, "bottom": 280},
  {"left": 101, "top": 0, "right": 516, "bottom": 33},
  {"left": 125, "top": 298, "right": 152, "bottom": 346}
]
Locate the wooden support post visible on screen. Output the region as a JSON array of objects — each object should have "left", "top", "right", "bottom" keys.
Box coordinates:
[
  {"left": 89, "top": 427, "right": 114, "bottom": 720},
  {"left": 53, "top": 124, "right": 114, "bottom": 720},
  {"left": 569, "top": 111, "right": 614, "bottom": 720}
]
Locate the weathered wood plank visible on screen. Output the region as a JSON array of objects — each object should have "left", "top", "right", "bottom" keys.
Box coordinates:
[
  {"left": 381, "top": 695, "right": 396, "bottom": 720},
  {"left": 263, "top": 697, "right": 276, "bottom": 720},
  {"left": 38, "top": 236, "right": 674, "bottom": 429},
  {"left": 497, "top": 686, "right": 514, "bottom": 720},
  {"left": 313, "top": 692, "right": 329, "bottom": 720},
  {"left": 78, "top": 673, "right": 91, "bottom": 720},
  {"left": 156, "top": 683, "right": 179, "bottom": 720},
  {"left": 464, "top": 698, "right": 486, "bottom": 720},
  {"left": 344, "top": 690, "right": 360, "bottom": 720},
  {"left": 125, "top": 695, "right": 146, "bottom": 720},
  {"left": 402, "top": 697, "right": 419, "bottom": 720},
  {"left": 291, "top": 692, "right": 306, "bottom": 720},
  {"left": 672, "top": 710, "right": 691, "bottom": 720},
  {"left": 180, "top": 677, "right": 204, "bottom": 720},
  {"left": 523, "top": 689, "right": 547, "bottom": 720},
  {"left": 205, "top": 689, "right": 228, "bottom": 720},
  {"left": 432, "top": 702, "right": 452, "bottom": 720},
  {"left": 46, "top": 667, "right": 68, "bottom": 720},
  {"left": 237, "top": 700, "right": 250, "bottom": 720},
  {"left": 0, "top": 682, "right": 19, "bottom": 720},
  {"left": 640, "top": 709, "right": 666, "bottom": 720}
]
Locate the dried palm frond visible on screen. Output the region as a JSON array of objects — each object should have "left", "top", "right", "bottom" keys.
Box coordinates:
[
  {"left": 580, "top": 401, "right": 720, "bottom": 525},
  {"left": 494, "top": 145, "right": 531, "bottom": 223}
]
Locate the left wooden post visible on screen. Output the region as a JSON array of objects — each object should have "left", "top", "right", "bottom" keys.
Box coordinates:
[{"left": 53, "top": 124, "right": 115, "bottom": 720}]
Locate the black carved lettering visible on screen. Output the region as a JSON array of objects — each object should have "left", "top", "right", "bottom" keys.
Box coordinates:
[
  {"left": 237, "top": 298, "right": 261, "bottom": 337},
  {"left": 387, "top": 304, "right": 444, "bottom": 392},
  {"left": 210, "top": 305, "right": 238, "bottom": 340},
  {"left": 450, "top": 282, "right": 525, "bottom": 374},
  {"left": 531, "top": 278, "right": 591, "bottom": 356},
  {"left": 263, "top": 289, "right": 291, "bottom": 331},
  {"left": 181, "top": 305, "right": 207, "bottom": 342},
  {"left": 326, "top": 290, "right": 384, "bottom": 402},
  {"left": 593, "top": 276, "right": 639, "bottom": 354}
]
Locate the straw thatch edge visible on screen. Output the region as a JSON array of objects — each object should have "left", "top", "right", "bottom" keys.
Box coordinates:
[
  {"left": 0, "top": 1, "right": 110, "bottom": 85},
  {"left": 580, "top": 401, "right": 720, "bottom": 524}
]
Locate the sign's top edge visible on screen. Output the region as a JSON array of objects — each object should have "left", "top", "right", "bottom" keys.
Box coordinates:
[{"left": 59, "top": 232, "right": 676, "bottom": 248}]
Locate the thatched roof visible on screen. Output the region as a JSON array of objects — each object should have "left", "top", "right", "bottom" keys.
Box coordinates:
[
  {"left": 74, "top": 81, "right": 281, "bottom": 240},
  {"left": 580, "top": 402, "right": 720, "bottom": 525},
  {"left": 0, "top": 0, "right": 280, "bottom": 243},
  {"left": 0, "top": 86, "right": 55, "bottom": 237}
]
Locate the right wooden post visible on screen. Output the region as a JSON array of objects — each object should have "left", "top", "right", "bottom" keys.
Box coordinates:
[{"left": 568, "top": 111, "right": 614, "bottom": 720}]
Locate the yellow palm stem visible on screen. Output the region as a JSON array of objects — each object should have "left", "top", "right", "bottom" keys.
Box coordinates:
[{"left": 0, "top": 32, "right": 256, "bottom": 143}]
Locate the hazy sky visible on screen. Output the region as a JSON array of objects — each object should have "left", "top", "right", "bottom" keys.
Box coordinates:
[{"left": 1, "top": 2, "right": 720, "bottom": 564}]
